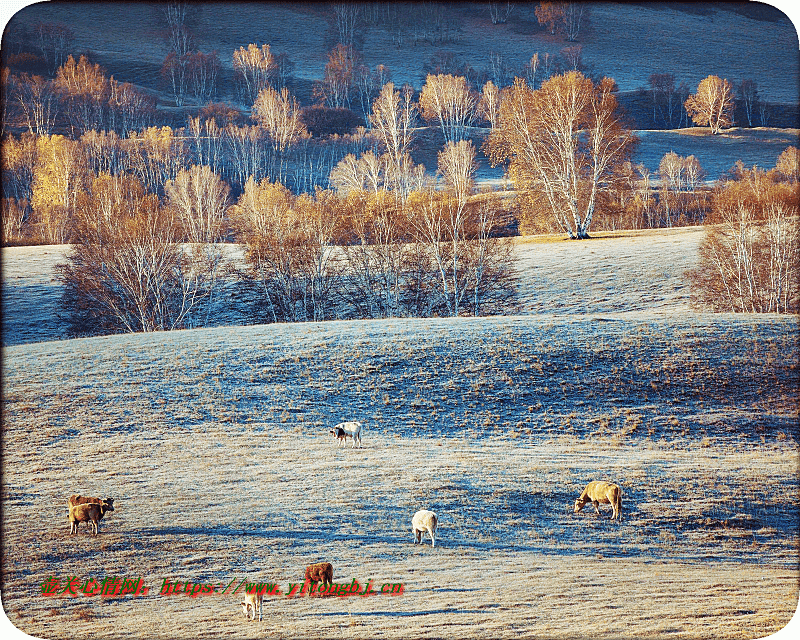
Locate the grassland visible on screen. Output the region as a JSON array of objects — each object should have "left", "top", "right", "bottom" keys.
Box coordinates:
[{"left": 2, "top": 230, "right": 799, "bottom": 639}]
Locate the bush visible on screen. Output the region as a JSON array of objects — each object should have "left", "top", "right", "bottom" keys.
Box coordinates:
[{"left": 299, "top": 106, "right": 364, "bottom": 138}]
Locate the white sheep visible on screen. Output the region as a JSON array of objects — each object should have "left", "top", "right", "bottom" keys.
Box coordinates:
[
  {"left": 412, "top": 509, "right": 438, "bottom": 547},
  {"left": 330, "top": 421, "right": 363, "bottom": 448},
  {"left": 240, "top": 588, "right": 263, "bottom": 621}
]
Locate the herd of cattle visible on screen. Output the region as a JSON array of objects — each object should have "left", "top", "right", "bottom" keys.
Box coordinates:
[{"left": 65, "top": 421, "right": 622, "bottom": 620}]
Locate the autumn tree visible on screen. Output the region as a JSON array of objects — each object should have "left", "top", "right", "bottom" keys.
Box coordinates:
[
  {"left": 406, "top": 140, "right": 517, "bottom": 316},
  {"left": 2, "top": 198, "right": 28, "bottom": 245},
  {"left": 252, "top": 86, "right": 308, "bottom": 152},
  {"left": 1, "top": 132, "right": 37, "bottom": 206},
  {"left": 31, "top": 134, "right": 87, "bottom": 243},
  {"left": 187, "top": 51, "right": 221, "bottom": 103},
  {"left": 60, "top": 173, "right": 223, "bottom": 334},
  {"left": 329, "top": 150, "right": 386, "bottom": 196},
  {"left": 354, "top": 62, "right": 391, "bottom": 117},
  {"left": 478, "top": 80, "right": 500, "bottom": 129},
  {"left": 161, "top": 52, "right": 190, "bottom": 106},
  {"left": 108, "top": 78, "right": 157, "bottom": 135},
  {"left": 369, "top": 81, "right": 419, "bottom": 197},
  {"left": 187, "top": 115, "right": 224, "bottom": 174},
  {"left": 223, "top": 123, "right": 269, "bottom": 191},
  {"left": 54, "top": 55, "right": 110, "bottom": 135},
  {"left": 1, "top": 132, "right": 37, "bottom": 243},
  {"left": 658, "top": 151, "right": 706, "bottom": 226},
  {"left": 11, "top": 73, "right": 60, "bottom": 136},
  {"left": 419, "top": 74, "right": 477, "bottom": 143},
  {"left": 81, "top": 129, "right": 124, "bottom": 176},
  {"left": 124, "top": 126, "right": 188, "bottom": 194},
  {"left": 233, "top": 43, "right": 276, "bottom": 105},
  {"left": 230, "top": 178, "right": 339, "bottom": 322},
  {"left": 335, "top": 188, "right": 409, "bottom": 318},
  {"left": 315, "top": 44, "right": 357, "bottom": 109},
  {"left": 775, "top": 146, "right": 799, "bottom": 183},
  {"left": 486, "top": 72, "right": 635, "bottom": 239},
  {"left": 535, "top": 2, "right": 588, "bottom": 41},
  {"left": 685, "top": 75, "right": 735, "bottom": 134},
  {"left": 689, "top": 165, "right": 799, "bottom": 314},
  {"left": 165, "top": 165, "right": 230, "bottom": 243}
]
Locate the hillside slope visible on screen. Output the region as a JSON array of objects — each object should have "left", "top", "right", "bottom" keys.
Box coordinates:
[{"left": 1, "top": 227, "right": 703, "bottom": 347}]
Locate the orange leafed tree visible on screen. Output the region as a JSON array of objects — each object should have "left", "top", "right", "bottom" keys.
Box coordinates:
[
  {"left": 486, "top": 72, "right": 635, "bottom": 239},
  {"left": 684, "top": 75, "right": 734, "bottom": 135}
]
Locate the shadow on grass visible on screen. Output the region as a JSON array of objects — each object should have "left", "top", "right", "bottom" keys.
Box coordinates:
[{"left": 313, "top": 604, "right": 502, "bottom": 617}]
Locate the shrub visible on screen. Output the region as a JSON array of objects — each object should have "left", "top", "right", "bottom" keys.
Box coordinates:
[{"left": 299, "top": 106, "right": 364, "bottom": 138}]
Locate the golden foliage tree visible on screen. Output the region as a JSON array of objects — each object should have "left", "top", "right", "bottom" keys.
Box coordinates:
[
  {"left": 315, "top": 44, "right": 357, "bottom": 109},
  {"left": 684, "top": 75, "right": 735, "bottom": 135},
  {"left": 30, "top": 134, "right": 86, "bottom": 243},
  {"left": 230, "top": 178, "right": 339, "bottom": 322},
  {"left": 165, "top": 164, "right": 230, "bottom": 243},
  {"left": 251, "top": 86, "right": 309, "bottom": 152},
  {"left": 233, "top": 43, "right": 276, "bottom": 104},
  {"left": 486, "top": 72, "right": 635, "bottom": 239},
  {"left": 369, "top": 82, "right": 418, "bottom": 197},
  {"left": 54, "top": 55, "right": 110, "bottom": 135}
]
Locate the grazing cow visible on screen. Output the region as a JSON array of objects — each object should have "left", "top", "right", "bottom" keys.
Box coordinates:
[
  {"left": 304, "top": 562, "right": 333, "bottom": 595},
  {"left": 412, "top": 509, "right": 438, "bottom": 547},
  {"left": 573, "top": 481, "right": 622, "bottom": 520},
  {"left": 241, "top": 588, "right": 263, "bottom": 621},
  {"left": 330, "top": 421, "right": 363, "bottom": 448}
]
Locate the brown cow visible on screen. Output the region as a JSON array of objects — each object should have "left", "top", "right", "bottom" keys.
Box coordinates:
[
  {"left": 69, "top": 501, "right": 114, "bottom": 535},
  {"left": 304, "top": 562, "right": 333, "bottom": 595}
]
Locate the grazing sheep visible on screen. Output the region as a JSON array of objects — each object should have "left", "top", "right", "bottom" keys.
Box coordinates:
[
  {"left": 69, "top": 501, "right": 114, "bottom": 535},
  {"left": 240, "top": 588, "right": 263, "bottom": 621},
  {"left": 573, "top": 481, "right": 622, "bottom": 520},
  {"left": 330, "top": 421, "right": 362, "bottom": 448},
  {"left": 304, "top": 562, "right": 333, "bottom": 594},
  {"left": 412, "top": 509, "right": 438, "bottom": 547}
]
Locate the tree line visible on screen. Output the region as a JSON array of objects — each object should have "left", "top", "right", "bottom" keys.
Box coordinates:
[{"left": 2, "top": 2, "right": 797, "bottom": 322}]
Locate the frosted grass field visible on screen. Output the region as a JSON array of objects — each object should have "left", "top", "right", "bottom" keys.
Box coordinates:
[{"left": 2, "top": 229, "right": 798, "bottom": 639}]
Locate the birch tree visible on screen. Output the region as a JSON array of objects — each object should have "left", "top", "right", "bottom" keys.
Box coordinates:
[
  {"left": 685, "top": 75, "right": 735, "bottom": 134},
  {"left": 165, "top": 165, "right": 230, "bottom": 243},
  {"left": 12, "top": 73, "right": 60, "bottom": 136},
  {"left": 252, "top": 86, "right": 308, "bottom": 152},
  {"left": 486, "top": 72, "right": 635, "bottom": 239},
  {"left": 419, "top": 74, "right": 477, "bottom": 143},
  {"left": 479, "top": 80, "right": 500, "bottom": 129},
  {"left": 230, "top": 178, "right": 339, "bottom": 322},
  {"left": 60, "top": 173, "right": 221, "bottom": 334},
  {"left": 369, "top": 82, "right": 418, "bottom": 197},
  {"left": 233, "top": 44, "right": 276, "bottom": 105}
]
